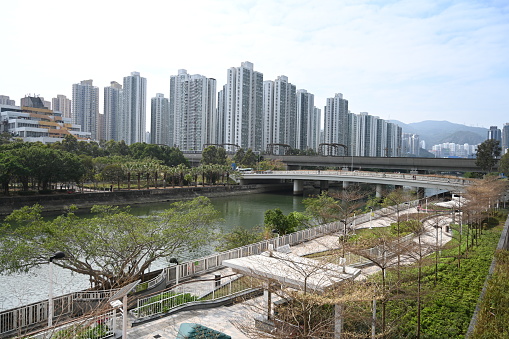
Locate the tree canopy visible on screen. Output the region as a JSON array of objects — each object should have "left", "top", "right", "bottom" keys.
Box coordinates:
[
  {"left": 498, "top": 151, "right": 509, "bottom": 176},
  {"left": 0, "top": 196, "right": 221, "bottom": 289},
  {"left": 264, "top": 208, "right": 308, "bottom": 235},
  {"left": 475, "top": 139, "right": 501, "bottom": 173},
  {"left": 201, "top": 145, "right": 228, "bottom": 165}
]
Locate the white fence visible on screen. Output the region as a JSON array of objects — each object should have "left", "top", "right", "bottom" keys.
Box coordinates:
[
  {"left": 25, "top": 310, "right": 115, "bottom": 339},
  {"left": 0, "top": 290, "right": 117, "bottom": 337},
  {"left": 132, "top": 275, "right": 255, "bottom": 320}
]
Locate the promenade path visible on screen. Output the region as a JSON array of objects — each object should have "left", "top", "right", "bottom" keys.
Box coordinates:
[{"left": 127, "top": 208, "right": 454, "bottom": 338}]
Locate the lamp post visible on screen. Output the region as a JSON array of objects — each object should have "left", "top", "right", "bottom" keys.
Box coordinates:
[
  {"left": 369, "top": 207, "right": 373, "bottom": 229},
  {"left": 48, "top": 251, "right": 65, "bottom": 328}
]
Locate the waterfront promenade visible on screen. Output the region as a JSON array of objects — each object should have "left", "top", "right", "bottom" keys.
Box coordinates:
[{"left": 126, "top": 208, "right": 453, "bottom": 338}]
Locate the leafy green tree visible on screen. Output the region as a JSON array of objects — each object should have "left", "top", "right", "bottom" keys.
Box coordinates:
[
  {"left": 0, "top": 196, "right": 221, "bottom": 289},
  {"left": 242, "top": 149, "right": 258, "bottom": 168},
  {"left": 0, "top": 150, "right": 25, "bottom": 194},
  {"left": 216, "top": 226, "right": 263, "bottom": 251},
  {"left": 201, "top": 145, "right": 227, "bottom": 165},
  {"left": 53, "top": 134, "right": 79, "bottom": 153},
  {"left": 475, "top": 139, "right": 501, "bottom": 172},
  {"left": 264, "top": 208, "right": 308, "bottom": 235},
  {"left": 103, "top": 139, "right": 130, "bottom": 156},
  {"left": 498, "top": 151, "right": 509, "bottom": 176},
  {"left": 303, "top": 191, "right": 339, "bottom": 224},
  {"left": 129, "top": 143, "right": 188, "bottom": 167},
  {"left": 232, "top": 148, "right": 246, "bottom": 166}
]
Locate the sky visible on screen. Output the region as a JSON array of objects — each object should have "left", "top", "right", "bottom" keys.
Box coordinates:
[{"left": 1, "top": 0, "right": 508, "bottom": 129}]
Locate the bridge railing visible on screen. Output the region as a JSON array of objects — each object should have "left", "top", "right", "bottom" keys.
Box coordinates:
[{"left": 246, "top": 170, "right": 472, "bottom": 186}]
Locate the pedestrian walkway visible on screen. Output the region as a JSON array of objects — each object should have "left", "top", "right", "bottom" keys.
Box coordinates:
[{"left": 126, "top": 209, "right": 454, "bottom": 338}]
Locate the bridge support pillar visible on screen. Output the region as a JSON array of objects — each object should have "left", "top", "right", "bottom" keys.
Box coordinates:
[
  {"left": 342, "top": 181, "right": 349, "bottom": 189},
  {"left": 293, "top": 179, "right": 303, "bottom": 195},
  {"left": 320, "top": 180, "right": 329, "bottom": 193},
  {"left": 376, "top": 184, "right": 383, "bottom": 198}
]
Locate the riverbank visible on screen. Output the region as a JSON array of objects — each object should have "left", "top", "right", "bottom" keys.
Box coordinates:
[{"left": 0, "top": 184, "right": 293, "bottom": 216}]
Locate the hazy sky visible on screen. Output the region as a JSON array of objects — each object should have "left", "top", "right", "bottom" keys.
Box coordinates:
[{"left": 2, "top": 0, "right": 508, "bottom": 129}]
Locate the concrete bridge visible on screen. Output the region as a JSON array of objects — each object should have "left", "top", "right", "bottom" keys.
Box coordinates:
[
  {"left": 184, "top": 153, "right": 489, "bottom": 173},
  {"left": 239, "top": 170, "right": 471, "bottom": 196}
]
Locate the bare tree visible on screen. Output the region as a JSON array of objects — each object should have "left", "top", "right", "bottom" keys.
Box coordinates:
[
  {"left": 380, "top": 188, "right": 417, "bottom": 281},
  {"left": 304, "top": 185, "right": 369, "bottom": 273}
]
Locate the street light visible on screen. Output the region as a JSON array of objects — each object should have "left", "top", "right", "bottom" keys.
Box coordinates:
[
  {"left": 48, "top": 251, "right": 65, "bottom": 327},
  {"left": 369, "top": 207, "right": 373, "bottom": 229}
]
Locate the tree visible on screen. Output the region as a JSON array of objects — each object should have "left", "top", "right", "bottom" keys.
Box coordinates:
[
  {"left": 232, "top": 148, "right": 246, "bottom": 166},
  {"left": 475, "top": 139, "right": 501, "bottom": 173},
  {"left": 0, "top": 196, "right": 221, "bottom": 289},
  {"left": 303, "top": 192, "right": 340, "bottom": 225},
  {"left": 381, "top": 188, "right": 415, "bottom": 279},
  {"left": 264, "top": 208, "right": 308, "bottom": 235},
  {"left": 216, "top": 226, "right": 263, "bottom": 251},
  {"left": 202, "top": 145, "right": 228, "bottom": 165},
  {"left": 498, "top": 151, "right": 509, "bottom": 176}
]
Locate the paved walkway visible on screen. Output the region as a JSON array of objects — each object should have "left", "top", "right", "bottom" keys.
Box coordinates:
[{"left": 125, "top": 209, "right": 455, "bottom": 338}]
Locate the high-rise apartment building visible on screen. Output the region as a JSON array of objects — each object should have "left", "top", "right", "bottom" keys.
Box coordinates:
[
  {"left": 488, "top": 125, "right": 502, "bottom": 145},
  {"left": 169, "top": 69, "right": 216, "bottom": 151},
  {"left": 104, "top": 81, "right": 123, "bottom": 142},
  {"left": 151, "top": 93, "right": 170, "bottom": 145},
  {"left": 72, "top": 80, "right": 99, "bottom": 140},
  {"left": 324, "top": 93, "right": 349, "bottom": 155},
  {"left": 402, "top": 133, "right": 420, "bottom": 156},
  {"left": 52, "top": 95, "right": 71, "bottom": 119},
  {"left": 223, "top": 61, "right": 263, "bottom": 151},
  {"left": 216, "top": 85, "right": 227, "bottom": 146},
  {"left": 0, "top": 95, "right": 15, "bottom": 106},
  {"left": 262, "top": 76, "right": 297, "bottom": 154},
  {"left": 120, "top": 72, "right": 146, "bottom": 145},
  {"left": 296, "top": 89, "right": 319, "bottom": 151},
  {"left": 501, "top": 123, "right": 509, "bottom": 154},
  {"left": 325, "top": 95, "right": 401, "bottom": 157}
]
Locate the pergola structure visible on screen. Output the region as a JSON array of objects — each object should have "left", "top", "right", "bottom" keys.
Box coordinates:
[{"left": 223, "top": 250, "right": 361, "bottom": 338}]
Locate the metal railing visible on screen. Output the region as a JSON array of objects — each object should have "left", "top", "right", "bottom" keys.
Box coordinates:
[
  {"left": 0, "top": 289, "right": 118, "bottom": 337},
  {"left": 165, "top": 220, "right": 343, "bottom": 285},
  {"left": 25, "top": 310, "right": 115, "bottom": 339},
  {"left": 135, "top": 268, "right": 167, "bottom": 293},
  {"left": 132, "top": 275, "right": 255, "bottom": 319}
]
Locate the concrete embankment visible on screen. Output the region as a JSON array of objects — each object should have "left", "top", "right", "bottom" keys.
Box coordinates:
[{"left": 0, "top": 184, "right": 292, "bottom": 216}]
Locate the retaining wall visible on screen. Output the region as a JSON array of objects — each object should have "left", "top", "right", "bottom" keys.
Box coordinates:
[{"left": 0, "top": 184, "right": 291, "bottom": 215}]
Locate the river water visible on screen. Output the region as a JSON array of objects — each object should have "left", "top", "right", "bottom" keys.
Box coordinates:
[{"left": 0, "top": 192, "right": 305, "bottom": 311}]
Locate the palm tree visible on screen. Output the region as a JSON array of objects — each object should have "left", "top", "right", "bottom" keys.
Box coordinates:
[
  {"left": 175, "top": 163, "right": 188, "bottom": 187},
  {"left": 121, "top": 161, "right": 138, "bottom": 190}
]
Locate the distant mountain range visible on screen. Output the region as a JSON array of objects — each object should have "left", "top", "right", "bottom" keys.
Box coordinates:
[{"left": 390, "top": 120, "right": 487, "bottom": 148}]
